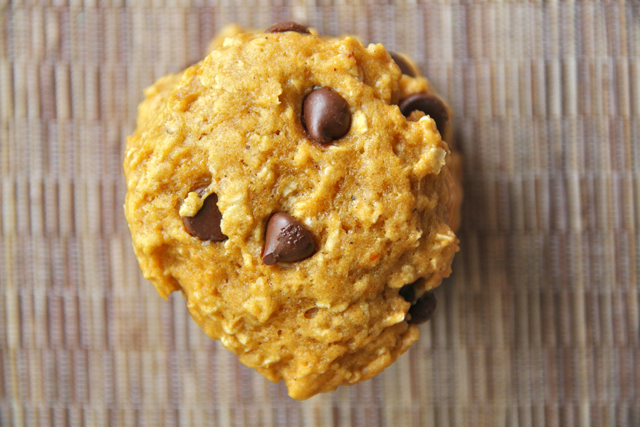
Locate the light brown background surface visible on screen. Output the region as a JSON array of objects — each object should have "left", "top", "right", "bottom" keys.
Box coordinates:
[{"left": 1, "top": 1, "right": 639, "bottom": 426}]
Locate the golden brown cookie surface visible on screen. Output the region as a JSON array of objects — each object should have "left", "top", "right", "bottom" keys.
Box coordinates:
[{"left": 124, "top": 24, "right": 460, "bottom": 400}]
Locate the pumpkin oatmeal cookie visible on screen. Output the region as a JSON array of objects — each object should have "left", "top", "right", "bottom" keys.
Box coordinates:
[{"left": 124, "top": 22, "right": 461, "bottom": 400}]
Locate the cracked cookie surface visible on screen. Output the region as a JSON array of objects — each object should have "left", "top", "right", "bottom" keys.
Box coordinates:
[{"left": 124, "top": 24, "right": 460, "bottom": 399}]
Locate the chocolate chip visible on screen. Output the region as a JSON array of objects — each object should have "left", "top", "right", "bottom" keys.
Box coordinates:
[
  {"left": 303, "top": 87, "right": 351, "bottom": 145},
  {"left": 408, "top": 291, "right": 437, "bottom": 324},
  {"left": 262, "top": 213, "right": 315, "bottom": 265},
  {"left": 399, "top": 94, "right": 449, "bottom": 134},
  {"left": 390, "top": 52, "right": 416, "bottom": 77},
  {"left": 399, "top": 284, "right": 416, "bottom": 304},
  {"left": 182, "top": 187, "right": 227, "bottom": 241},
  {"left": 266, "top": 21, "right": 310, "bottom": 34}
]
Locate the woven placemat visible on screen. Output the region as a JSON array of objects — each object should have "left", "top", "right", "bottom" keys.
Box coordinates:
[{"left": 1, "top": 1, "right": 639, "bottom": 426}]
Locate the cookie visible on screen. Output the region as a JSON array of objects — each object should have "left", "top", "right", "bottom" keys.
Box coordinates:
[{"left": 124, "top": 22, "right": 461, "bottom": 400}]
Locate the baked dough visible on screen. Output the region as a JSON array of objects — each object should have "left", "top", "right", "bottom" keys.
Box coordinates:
[{"left": 124, "top": 23, "right": 461, "bottom": 400}]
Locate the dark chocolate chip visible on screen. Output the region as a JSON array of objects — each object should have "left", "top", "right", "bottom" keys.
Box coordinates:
[
  {"left": 263, "top": 213, "right": 315, "bottom": 265},
  {"left": 399, "top": 94, "right": 449, "bottom": 134},
  {"left": 408, "top": 291, "right": 437, "bottom": 325},
  {"left": 266, "top": 21, "right": 310, "bottom": 34},
  {"left": 390, "top": 52, "right": 416, "bottom": 77},
  {"left": 399, "top": 284, "right": 416, "bottom": 303},
  {"left": 303, "top": 87, "right": 351, "bottom": 145},
  {"left": 182, "top": 187, "right": 227, "bottom": 241}
]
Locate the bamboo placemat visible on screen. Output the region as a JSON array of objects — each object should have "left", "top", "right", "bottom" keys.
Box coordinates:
[{"left": 1, "top": 1, "right": 639, "bottom": 426}]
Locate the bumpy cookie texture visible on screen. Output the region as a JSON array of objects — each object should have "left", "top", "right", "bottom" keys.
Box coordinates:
[{"left": 124, "top": 23, "right": 461, "bottom": 400}]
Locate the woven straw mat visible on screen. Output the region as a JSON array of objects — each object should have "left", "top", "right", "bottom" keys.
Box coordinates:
[{"left": 1, "top": 1, "right": 639, "bottom": 426}]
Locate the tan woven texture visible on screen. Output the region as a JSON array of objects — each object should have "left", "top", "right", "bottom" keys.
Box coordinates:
[{"left": 1, "top": 1, "right": 639, "bottom": 426}]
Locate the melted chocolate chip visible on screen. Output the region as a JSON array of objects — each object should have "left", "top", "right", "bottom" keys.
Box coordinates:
[
  {"left": 399, "top": 94, "right": 449, "bottom": 134},
  {"left": 303, "top": 87, "right": 351, "bottom": 145},
  {"left": 182, "top": 187, "right": 227, "bottom": 241},
  {"left": 408, "top": 291, "right": 437, "bottom": 325},
  {"left": 263, "top": 213, "right": 315, "bottom": 265},
  {"left": 266, "top": 21, "right": 310, "bottom": 34},
  {"left": 390, "top": 52, "right": 416, "bottom": 77}
]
